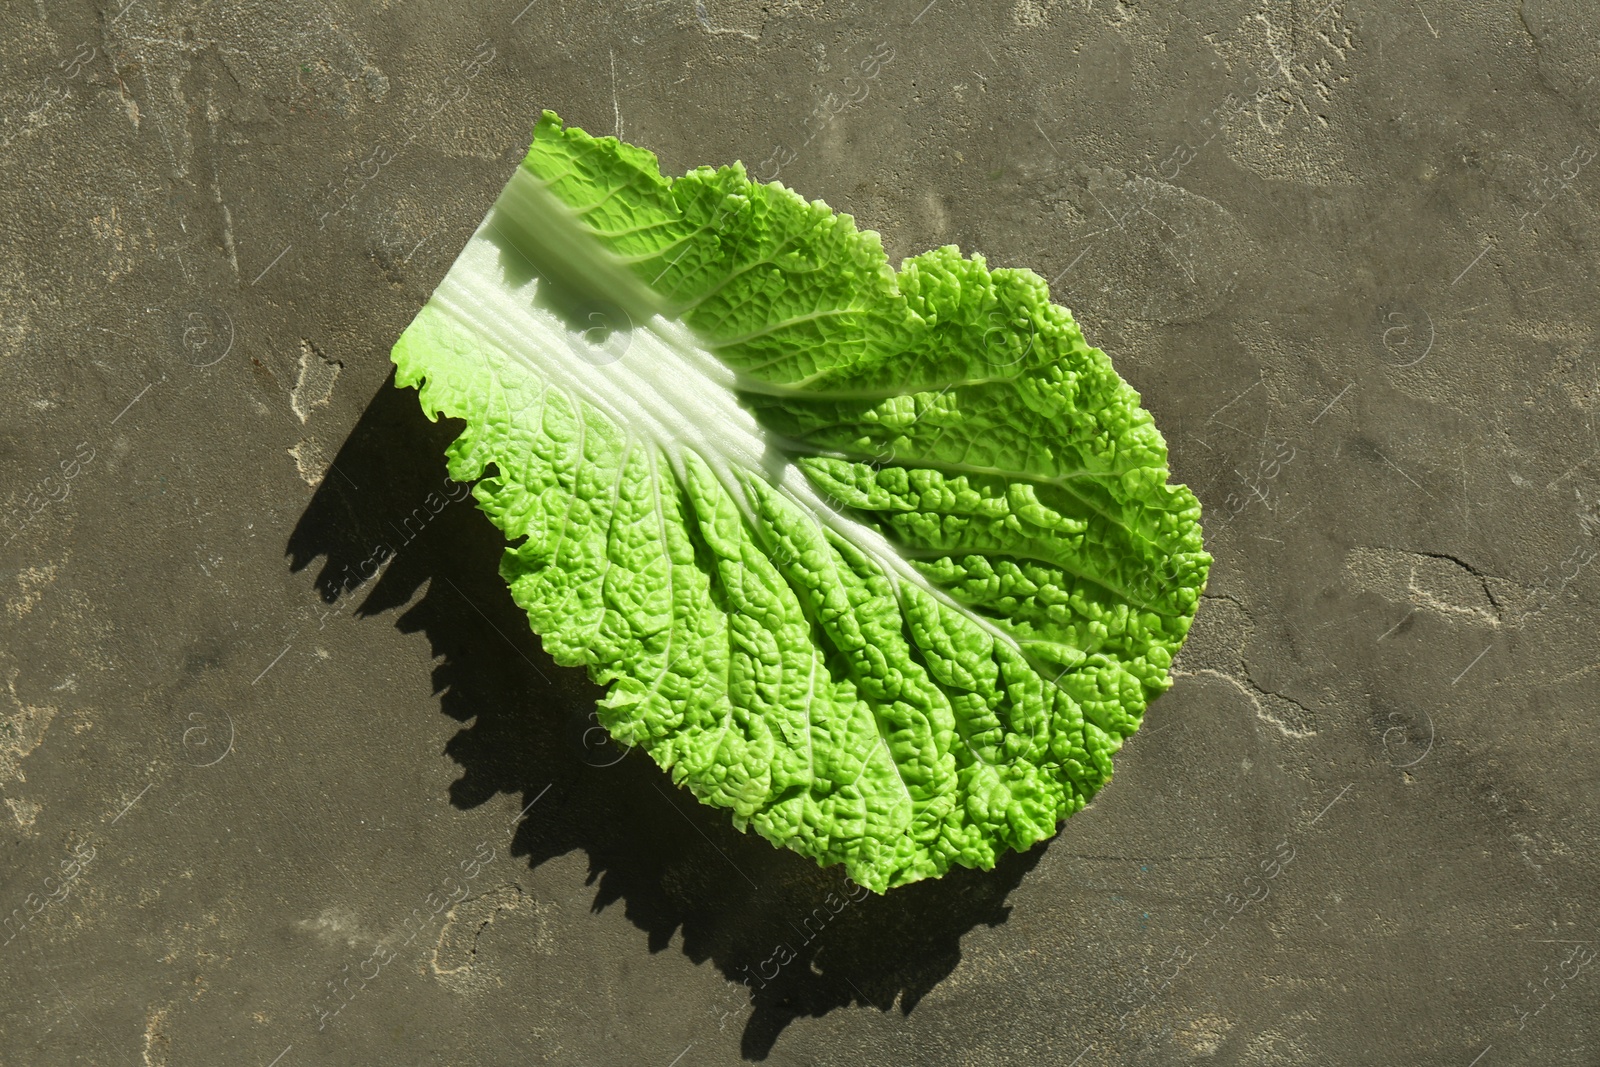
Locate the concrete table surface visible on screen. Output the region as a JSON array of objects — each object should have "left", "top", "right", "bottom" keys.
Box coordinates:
[{"left": 2, "top": 1, "right": 1597, "bottom": 1064}]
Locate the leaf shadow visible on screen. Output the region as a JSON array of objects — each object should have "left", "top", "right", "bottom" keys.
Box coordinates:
[{"left": 287, "top": 377, "right": 1047, "bottom": 1060}]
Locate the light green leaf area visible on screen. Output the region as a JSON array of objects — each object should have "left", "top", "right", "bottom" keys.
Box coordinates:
[{"left": 391, "top": 111, "right": 1210, "bottom": 892}]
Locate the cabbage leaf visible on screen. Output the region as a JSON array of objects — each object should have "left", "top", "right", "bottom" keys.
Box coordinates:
[{"left": 391, "top": 111, "right": 1210, "bottom": 892}]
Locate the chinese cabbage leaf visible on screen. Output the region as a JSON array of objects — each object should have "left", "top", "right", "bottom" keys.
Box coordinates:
[{"left": 390, "top": 111, "right": 1210, "bottom": 892}]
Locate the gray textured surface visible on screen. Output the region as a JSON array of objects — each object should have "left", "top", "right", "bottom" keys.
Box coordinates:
[{"left": 2, "top": 1, "right": 1598, "bottom": 1064}]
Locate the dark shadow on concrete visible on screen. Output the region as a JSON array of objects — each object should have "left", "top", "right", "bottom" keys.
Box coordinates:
[{"left": 288, "top": 377, "right": 1047, "bottom": 1061}]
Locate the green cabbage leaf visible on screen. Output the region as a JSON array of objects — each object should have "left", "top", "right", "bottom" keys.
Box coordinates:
[{"left": 391, "top": 111, "right": 1210, "bottom": 892}]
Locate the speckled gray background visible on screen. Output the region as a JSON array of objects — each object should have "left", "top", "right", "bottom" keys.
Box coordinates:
[{"left": 2, "top": 1, "right": 1598, "bottom": 1064}]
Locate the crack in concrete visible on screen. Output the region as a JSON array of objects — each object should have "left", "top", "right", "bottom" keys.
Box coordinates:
[
  {"left": 1346, "top": 545, "right": 1504, "bottom": 625},
  {"left": 1177, "top": 594, "right": 1316, "bottom": 738}
]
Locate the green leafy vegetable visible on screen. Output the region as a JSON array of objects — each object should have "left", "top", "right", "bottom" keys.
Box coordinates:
[{"left": 391, "top": 111, "right": 1210, "bottom": 892}]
